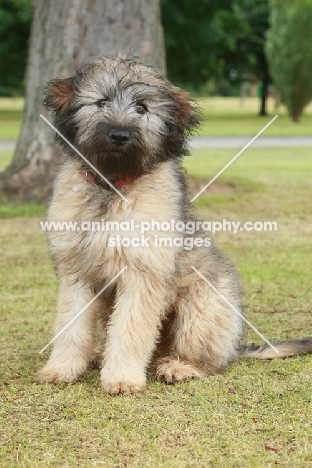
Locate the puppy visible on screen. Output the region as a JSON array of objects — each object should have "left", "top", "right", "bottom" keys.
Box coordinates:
[{"left": 37, "top": 55, "right": 312, "bottom": 394}]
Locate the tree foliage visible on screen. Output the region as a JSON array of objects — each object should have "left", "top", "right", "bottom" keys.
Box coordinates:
[
  {"left": 162, "top": 0, "right": 270, "bottom": 115},
  {"left": 162, "top": 0, "right": 247, "bottom": 91},
  {"left": 232, "top": 0, "right": 269, "bottom": 75},
  {"left": 230, "top": 0, "right": 270, "bottom": 115},
  {"left": 0, "top": 0, "right": 31, "bottom": 96},
  {"left": 1, "top": 0, "right": 271, "bottom": 103},
  {"left": 266, "top": 0, "right": 312, "bottom": 121}
]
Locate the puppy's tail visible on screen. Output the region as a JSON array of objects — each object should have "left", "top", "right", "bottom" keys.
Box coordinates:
[{"left": 239, "top": 337, "right": 312, "bottom": 359}]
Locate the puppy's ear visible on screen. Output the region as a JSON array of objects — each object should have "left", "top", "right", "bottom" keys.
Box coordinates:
[
  {"left": 43, "top": 76, "right": 74, "bottom": 113},
  {"left": 173, "top": 88, "right": 200, "bottom": 134}
]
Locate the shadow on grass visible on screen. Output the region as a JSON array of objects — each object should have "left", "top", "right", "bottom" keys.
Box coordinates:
[{"left": 190, "top": 176, "right": 265, "bottom": 209}]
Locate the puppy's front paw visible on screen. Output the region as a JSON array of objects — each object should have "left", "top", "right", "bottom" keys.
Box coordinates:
[
  {"left": 102, "top": 380, "right": 146, "bottom": 395},
  {"left": 35, "top": 361, "right": 86, "bottom": 384}
]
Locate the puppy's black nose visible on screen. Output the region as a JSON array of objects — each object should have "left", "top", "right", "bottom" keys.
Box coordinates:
[{"left": 109, "top": 129, "right": 130, "bottom": 147}]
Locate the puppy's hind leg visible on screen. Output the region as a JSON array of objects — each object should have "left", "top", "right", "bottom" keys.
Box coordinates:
[
  {"left": 156, "top": 278, "right": 243, "bottom": 383},
  {"left": 36, "top": 275, "right": 99, "bottom": 383}
]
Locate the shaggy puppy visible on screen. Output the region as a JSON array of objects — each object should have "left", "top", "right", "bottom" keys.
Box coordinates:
[{"left": 36, "top": 56, "right": 312, "bottom": 394}]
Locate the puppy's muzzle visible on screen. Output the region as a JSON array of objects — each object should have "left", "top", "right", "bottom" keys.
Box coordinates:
[{"left": 109, "top": 129, "right": 130, "bottom": 147}]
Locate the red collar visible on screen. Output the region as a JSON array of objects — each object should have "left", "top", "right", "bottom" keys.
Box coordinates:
[{"left": 86, "top": 171, "right": 133, "bottom": 190}]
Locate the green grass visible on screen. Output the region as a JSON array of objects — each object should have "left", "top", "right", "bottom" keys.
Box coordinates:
[
  {"left": 198, "top": 113, "right": 312, "bottom": 136},
  {"left": 185, "top": 146, "right": 312, "bottom": 184},
  {"left": 0, "top": 98, "right": 23, "bottom": 139},
  {"left": 196, "top": 97, "right": 312, "bottom": 136},
  {"left": 0, "top": 203, "right": 45, "bottom": 218},
  {"left": 0, "top": 146, "right": 311, "bottom": 466},
  {"left": 0, "top": 150, "right": 13, "bottom": 171},
  {"left": 0, "top": 119, "right": 21, "bottom": 139}
]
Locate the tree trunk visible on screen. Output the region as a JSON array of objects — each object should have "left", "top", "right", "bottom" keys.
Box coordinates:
[
  {"left": 1, "top": 0, "right": 165, "bottom": 201},
  {"left": 292, "top": 113, "right": 300, "bottom": 122},
  {"left": 259, "top": 70, "right": 269, "bottom": 117}
]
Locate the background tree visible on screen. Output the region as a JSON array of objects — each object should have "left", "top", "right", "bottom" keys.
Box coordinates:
[
  {"left": 0, "top": 0, "right": 31, "bottom": 96},
  {"left": 162, "top": 0, "right": 270, "bottom": 116},
  {"left": 266, "top": 0, "right": 312, "bottom": 121},
  {"left": 162, "top": 0, "right": 246, "bottom": 92},
  {"left": 1, "top": 0, "right": 165, "bottom": 201},
  {"left": 230, "top": 0, "right": 270, "bottom": 116}
]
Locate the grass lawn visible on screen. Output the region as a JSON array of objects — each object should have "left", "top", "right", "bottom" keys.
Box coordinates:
[
  {"left": 0, "top": 150, "right": 13, "bottom": 172},
  {"left": 197, "top": 97, "right": 312, "bottom": 136},
  {"left": 0, "top": 145, "right": 311, "bottom": 467},
  {"left": 0, "top": 98, "right": 23, "bottom": 140},
  {"left": 0, "top": 151, "right": 44, "bottom": 217},
  {"left": 0, "top": 97, "right": 312, "bottom": 140}
]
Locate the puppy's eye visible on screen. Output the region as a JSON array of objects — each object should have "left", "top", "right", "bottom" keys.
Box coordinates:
[
  {"left": 96, "top": 99, "right": 108, "bottom": 108},
  {"left": 136, "top": 102, "right": 147, "bottom": 114}
]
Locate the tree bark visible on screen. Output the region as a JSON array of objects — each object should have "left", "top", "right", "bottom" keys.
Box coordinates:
[
  {"left": 292, "top": 113, "right": 300, "bottom": 122},
  {"left": 259, "top": 63, "right": 269, "bottom": 117},
  {"left": 1, "top": 0, "right": 165, "bottom": 201}
]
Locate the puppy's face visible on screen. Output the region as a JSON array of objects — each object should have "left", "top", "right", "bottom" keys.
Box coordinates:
[{"left": 44, "top": 56, "right": 199, "bottom": 179}]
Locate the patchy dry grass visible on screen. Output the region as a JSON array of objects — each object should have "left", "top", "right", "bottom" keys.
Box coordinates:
[
  {"left": 0, "top": 146, "right": 311, "bottom": 467},
  {"left": 0, "top": 151, "right": 44, "bottom": 217}
]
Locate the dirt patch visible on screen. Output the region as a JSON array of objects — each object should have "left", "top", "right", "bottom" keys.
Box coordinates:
[{"left": 187, "top": 176, "right": 237, "bottom": 197}]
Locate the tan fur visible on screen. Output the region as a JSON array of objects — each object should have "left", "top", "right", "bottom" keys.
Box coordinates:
[
  {"left": 36, "top": 274, "right": 99, "bottom": 383},
  {"left": 37, "top": 56, "right": 311, "bottom": 395},
  {"left": 37, "top": 159, "right": 244, "bottom": 393}
]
